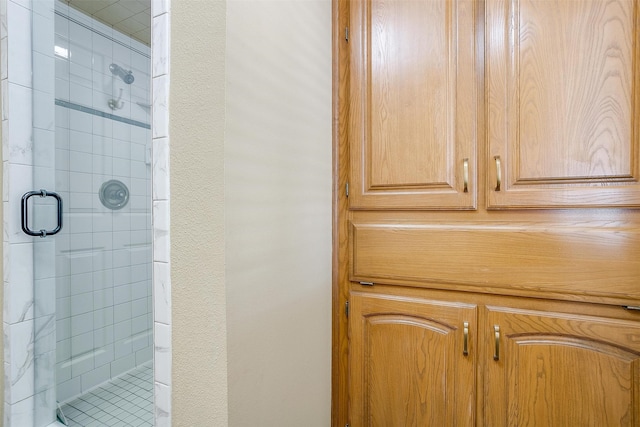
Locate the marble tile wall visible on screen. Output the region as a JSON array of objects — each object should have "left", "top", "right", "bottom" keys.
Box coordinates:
[
  {"left": 0, "top": 0, "right": 49, "bottom": 427},
  {"left": 151, "top": 0, "right": 171, "bottom": 425}
]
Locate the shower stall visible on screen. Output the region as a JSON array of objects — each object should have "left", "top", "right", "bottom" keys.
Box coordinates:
[{"left": 3, "top": 0, "right": 154, "bottom": 425}]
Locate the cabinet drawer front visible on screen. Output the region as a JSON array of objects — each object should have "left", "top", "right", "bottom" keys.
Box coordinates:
[{"left": 350, "top": 222, "right": 640, "bottom": 299}]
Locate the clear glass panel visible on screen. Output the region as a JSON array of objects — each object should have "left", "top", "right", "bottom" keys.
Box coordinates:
[
  {"left": 31, "top": 2, "right": 59, "bottom": 424},
  {"left": 30, "top": 1, "right": 152, "bottom": 425}
]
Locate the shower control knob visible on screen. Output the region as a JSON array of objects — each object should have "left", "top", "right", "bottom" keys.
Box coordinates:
[{"left": 99, "top": 179, "right": 130, "bottom": 210}]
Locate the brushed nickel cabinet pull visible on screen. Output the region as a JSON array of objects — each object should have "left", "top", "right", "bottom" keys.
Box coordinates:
[
  {"left": 463, "top": 159, "right": 469, "bottom": 193},
  {"left": 493, "top": 325, "right": 500, "bottom": 360},
  {"left": 494, "top": 156, "right": 502, "bottom": 191},
  {"left": 463, "top": 322, "right": 469, "bottom": 356}
]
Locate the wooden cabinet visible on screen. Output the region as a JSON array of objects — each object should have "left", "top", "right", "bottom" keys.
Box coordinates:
[
  {"left": 349, "top": 291, "right": 477, "bottom": 425},
  {"left": 348, "top": 0, "right": 477, "bottom": 210},
  {"left": 484, "top": 305, "right": 640, "bottom": 425},
  {"left": 334, "top": 0, "right": 640, "bottom": 425},
  {"left": 486, "top": 0, "right": 640, "bottom": 208}
]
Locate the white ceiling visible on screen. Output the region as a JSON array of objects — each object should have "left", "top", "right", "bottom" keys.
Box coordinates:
[{"left": 66, "top": 0, "right": 151, "bottom": 45}]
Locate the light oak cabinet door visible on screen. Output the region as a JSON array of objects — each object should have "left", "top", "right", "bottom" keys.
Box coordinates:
[
  {"left": 348, "top": 0, "right": 477, "bottom": 210},
  {"left": 487, "top": 0, "right": 640, "bottom": 208},
  {"left": 485, "top": 306, "right": 640, "bottom": 426},
  {"left": 349, "top": 292, "right": 477, "bottom": 426}
]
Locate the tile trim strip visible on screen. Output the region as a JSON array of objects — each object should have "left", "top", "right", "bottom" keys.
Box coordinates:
[{"left": 55, "top": 98, "right": 151, "bottom": 129}]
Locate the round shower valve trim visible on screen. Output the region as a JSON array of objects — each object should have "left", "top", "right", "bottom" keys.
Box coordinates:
[{"left": 99, "top": 179, "right": 130, "bottom": 210}]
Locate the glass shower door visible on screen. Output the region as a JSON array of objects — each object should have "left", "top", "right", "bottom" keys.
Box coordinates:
[
  {"left": 26, "top": 1, "right": 153, "bottom": 425},
  {"left": 29, "top": 1, "right": 63, "bottom": 424}
]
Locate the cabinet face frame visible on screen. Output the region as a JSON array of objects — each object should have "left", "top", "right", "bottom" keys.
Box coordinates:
[
  {"left": 486, "top": 0, "right": 640, "bottom": 208},
  {"left": 348, "top": 0, "right": 478, "bottom": 210}
]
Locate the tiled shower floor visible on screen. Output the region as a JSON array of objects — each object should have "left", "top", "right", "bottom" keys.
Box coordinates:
[{"left": 58, "top": 363, "right": 153, "bottom": 427}]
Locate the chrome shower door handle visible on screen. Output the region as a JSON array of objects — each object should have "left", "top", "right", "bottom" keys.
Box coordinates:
[{"left": 21, "top": 190, "right": 63, "bottom": 237}]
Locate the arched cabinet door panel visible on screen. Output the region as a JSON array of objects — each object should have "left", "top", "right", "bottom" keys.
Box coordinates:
[
  {"left": 485, "top": 306, "right": 640, "bottom": 426},
  {"left": 349, "top": 291, "right": 477, "bottom": 426}
]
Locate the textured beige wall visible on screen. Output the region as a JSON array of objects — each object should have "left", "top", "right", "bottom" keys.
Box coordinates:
[
  {"left": 170, "top": 1, "right": 229, "bottom": 425},
  {"left": 225, "top": 0, "right": 332, "bottom": 425},
  {"left": 171, "top": 0, "right": 331, "bottom": 424}
]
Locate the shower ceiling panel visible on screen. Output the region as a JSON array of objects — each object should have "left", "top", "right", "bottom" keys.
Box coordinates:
[{"left": 66, "top": 0, "right": 151, "bottom": 45}]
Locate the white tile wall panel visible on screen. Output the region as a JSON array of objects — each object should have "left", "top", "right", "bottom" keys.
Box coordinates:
[{"left": 6, "top": 1, "right": 31, "bottom": 89}]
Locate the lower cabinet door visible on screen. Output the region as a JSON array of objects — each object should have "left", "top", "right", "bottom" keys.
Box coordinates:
[
  {"left": 349, "top": 291, "right": 477, "bottom": 426},
  {"left": 485, "top": 306, "right": 640, "bottom": 426}
]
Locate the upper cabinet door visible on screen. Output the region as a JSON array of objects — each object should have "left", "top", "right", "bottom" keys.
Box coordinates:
[
  {"left": 349, "top": 0, "right": 478, "bottom": 210},
  {"left": 487, "top": 0, "right": 640, "bottom": 208}
]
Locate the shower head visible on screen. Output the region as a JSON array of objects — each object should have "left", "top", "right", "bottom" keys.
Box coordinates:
[{"left": 109, "top": 63, "right": 135, "bottom": 84}]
